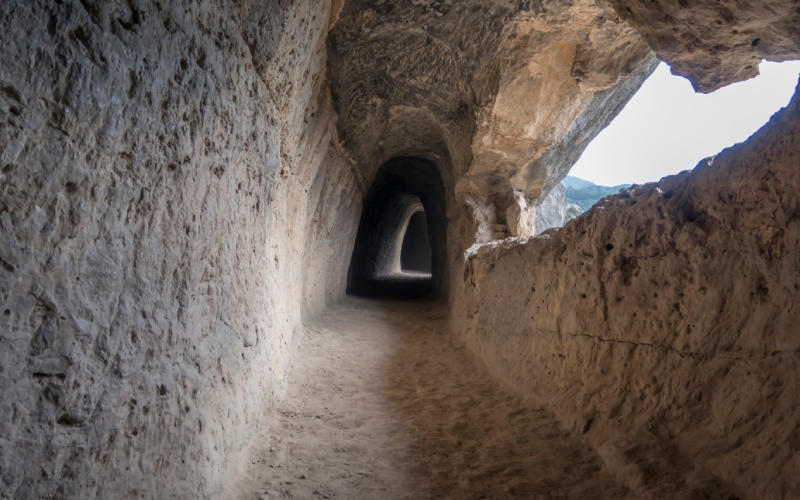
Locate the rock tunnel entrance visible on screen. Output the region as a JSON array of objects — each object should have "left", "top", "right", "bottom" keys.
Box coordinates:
[
  {"left": 400, "top": 210, "right": 432, "bottom": 274},
  {"left": 347, "top": 157, "right": 446, "bottom": 300}
]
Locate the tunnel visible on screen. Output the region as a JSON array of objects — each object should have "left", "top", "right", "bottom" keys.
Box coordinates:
[
  {"left": 347, "top": 157, "right": 446, "bottom": 299},
  {"left": 400, "top": 210, "right": 432, "bottom": 273}
]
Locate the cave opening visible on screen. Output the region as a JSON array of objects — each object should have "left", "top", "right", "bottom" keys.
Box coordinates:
[
  {"left": 568, "top": 61, "right": 800, "bottom": 187},
  {"left": 347, "top": 157, "right": 446, "bottom": 300},
  {"left": 532, "top": 61, "right": 800, "bottom": 235},
  {"left": 399, "top": 210, "right": 432, "bottom": 274}
]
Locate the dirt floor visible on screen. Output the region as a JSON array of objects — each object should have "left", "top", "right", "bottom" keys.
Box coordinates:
[{"left": 236, "top": 298, "right": 629, "bottom": 499}]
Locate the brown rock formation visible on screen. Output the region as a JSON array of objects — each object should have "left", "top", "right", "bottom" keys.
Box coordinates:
[{"left": 329, "top": 0, "right": 655, "bottom": 238}]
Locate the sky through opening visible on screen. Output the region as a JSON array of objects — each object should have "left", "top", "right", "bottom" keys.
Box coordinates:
[{"left": 569, "top": 61, "right": 800, "bottom": 186}]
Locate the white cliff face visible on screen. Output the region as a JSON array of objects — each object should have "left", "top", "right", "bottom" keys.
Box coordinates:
[{"left": 0, "top": 1, "right": 359, "bottom": 497}]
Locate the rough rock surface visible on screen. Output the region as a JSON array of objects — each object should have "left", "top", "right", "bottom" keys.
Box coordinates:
[
  {"left": 0, "top": 1, "right": 359, "bottom": 497},
  {"left": 606, "top": 0, "right": 800, "bottom": 92},
  {"left": 454, "top": 82, "right": 800, "bottom": 498}
]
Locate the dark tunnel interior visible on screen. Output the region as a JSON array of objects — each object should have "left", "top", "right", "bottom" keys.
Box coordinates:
[
  {"left": 346, "top": 157, "right": 446, "bottom": 300},
  {"left": 400, "top": 210, "right": 432, "bottom": 274}
]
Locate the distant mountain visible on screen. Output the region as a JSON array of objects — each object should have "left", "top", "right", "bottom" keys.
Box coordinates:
[
  {"left": 533, "top": 176, "right": 634, "bottom": 234},
  {"left": 560, "top": 176, "right": 631, "bottom": 211}
]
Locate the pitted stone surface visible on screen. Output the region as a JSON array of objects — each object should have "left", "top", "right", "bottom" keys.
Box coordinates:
[
  {"left": 606, "top": 0, "right": 800, "bottom": 92},
  {"left": 0, "top": 1, "right": 359, "bottom": 497},
  {"left": 1, "top": 0, "right": 799, "bottom": 497}
]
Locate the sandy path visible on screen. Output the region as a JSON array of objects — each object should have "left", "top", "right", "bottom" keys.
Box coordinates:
[{"left": 237, "top": 298, "right": 628, "bottom": 499}]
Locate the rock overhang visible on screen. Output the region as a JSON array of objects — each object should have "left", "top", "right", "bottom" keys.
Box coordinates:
[
  {"left": 327, "top": 0, "right": 800, "bottom": 241},
  {"left": 327, "top": 0, "right": 655, "bottom": 240}
]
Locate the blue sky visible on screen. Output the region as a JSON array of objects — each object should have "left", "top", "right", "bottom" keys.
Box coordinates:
[{"left": 569, "top": 60, "right": 800, "bottom": 186}]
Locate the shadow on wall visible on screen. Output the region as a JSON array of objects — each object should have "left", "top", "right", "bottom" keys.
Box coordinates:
[{"left": 347, "top": 157, "right": 446, "bottom": 300}]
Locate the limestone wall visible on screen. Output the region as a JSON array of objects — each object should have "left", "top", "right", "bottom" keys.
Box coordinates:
[
  {"left": 606, "top": 0, "right": 800, "bottom": 92},
  {"left": 0, "top": 1, "right": 359, "bottom": 497},
  {"left": 452, "top": 82, "right": 800, "bottom": 497}
]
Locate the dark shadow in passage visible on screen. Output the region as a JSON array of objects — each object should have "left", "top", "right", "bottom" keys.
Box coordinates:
[
  {"left": 346, "top": 157, "right": 446, "bottom": 300},
  {"left": 400, "top": 210, "right": 432, "bottom": 274}
]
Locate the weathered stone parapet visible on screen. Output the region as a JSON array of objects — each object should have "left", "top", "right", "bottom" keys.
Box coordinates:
[{"left": 451, "top": 80, "right": 800, "bottom": 497}]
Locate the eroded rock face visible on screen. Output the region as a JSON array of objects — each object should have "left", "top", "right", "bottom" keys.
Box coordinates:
[
  {"left": 606, "top": 0, "right": 800, "bottom": 92},
  {"left": 0, "top": 1, "right": 359, "bottom": 497},
  {"left": 454, "top": 82, "right": 800, "bottom": 497}
]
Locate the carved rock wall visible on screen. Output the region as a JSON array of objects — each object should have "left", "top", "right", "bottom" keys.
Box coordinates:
[
  {"left": 0, "top": 1, "right": 359, "bottom": 497},
  {"left": 453, "top": 82, "right": 800, "bottom": 497}
]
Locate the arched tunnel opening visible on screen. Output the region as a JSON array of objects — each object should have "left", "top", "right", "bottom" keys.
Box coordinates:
[
  {"left": 347, "top": 157, "right": 446, "bottom": 300},
  {"left": 400, "top": 210, "right": 432, "bottom": 274}
]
